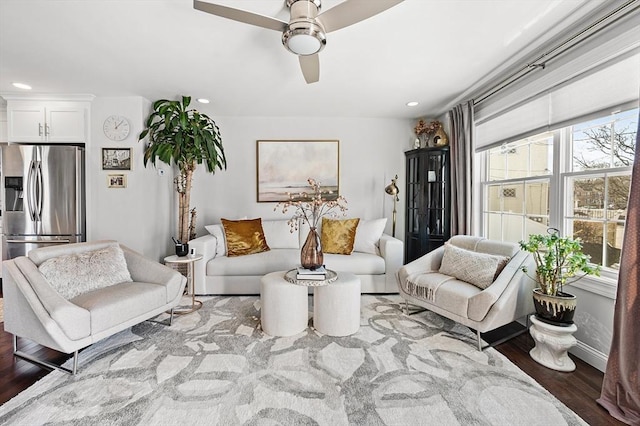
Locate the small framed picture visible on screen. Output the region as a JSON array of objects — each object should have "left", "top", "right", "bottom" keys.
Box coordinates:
[
  {"left": 102, "top": 148, "right": 132, "bottom": 170},
  {"left": 107, "top": 174, "right": 127, "bottom": 188}
]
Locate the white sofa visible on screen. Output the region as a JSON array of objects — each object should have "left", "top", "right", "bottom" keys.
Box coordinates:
[{"left": 189, "top": 219, "right": 403, "bottom": 295}]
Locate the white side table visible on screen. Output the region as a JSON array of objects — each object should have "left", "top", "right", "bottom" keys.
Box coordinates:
[
  {"left": 313, "top": 272, "right": 361, "bottom": 336},
  {"left": 529, "top": 315, "right": 578, "bottom": 372},
  {"left": 260, "top": 271, "right": 309, "bottom": 336},
  {"left": 164, "top": 254, "right": 203, "bottom": 315}
]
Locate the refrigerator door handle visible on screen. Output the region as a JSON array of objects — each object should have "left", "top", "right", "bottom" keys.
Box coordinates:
[
  {"left": 26, "top": 159, "right": 37, "bottom": 222},
  {"left": 35, "top": 161, "right": 44, "bottom": 221},
  {"left": 5, "top": 239, "right": 71, "bottom": 244}
]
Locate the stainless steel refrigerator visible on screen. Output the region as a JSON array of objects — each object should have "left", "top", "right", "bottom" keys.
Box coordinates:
[{"left": 1, "top": 144, "right": 86, "bottom": 260}]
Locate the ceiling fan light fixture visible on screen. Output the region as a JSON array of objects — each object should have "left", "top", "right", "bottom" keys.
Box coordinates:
[{"left": 282, "top": 24, "right": 326, "bottom": 56}]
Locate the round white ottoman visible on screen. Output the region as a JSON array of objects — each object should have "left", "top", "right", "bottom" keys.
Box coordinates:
[
  {"left": 261, "top": 271, "right": 309, "bottom": 336},
  {"left": 313, "top": 272, "right": 361, "bottom": 336}
]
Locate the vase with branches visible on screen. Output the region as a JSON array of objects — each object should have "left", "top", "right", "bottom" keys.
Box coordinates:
[
  {"left": 414, "top": 119, "right": 443, "bottom": 148},
  {"left": 139, "top": 96, "right": 226, "bottom": 245},
  {"left": 276, "top": 178, "right": 348, "bottom": 269}
]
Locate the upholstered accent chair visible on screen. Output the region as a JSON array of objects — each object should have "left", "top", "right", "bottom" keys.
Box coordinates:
[
  {"left": 397, "top": 235, "right": 536, "bottom": 350},
  {"left": 3, "top": 240, "right": 187, "bottom": 374}
]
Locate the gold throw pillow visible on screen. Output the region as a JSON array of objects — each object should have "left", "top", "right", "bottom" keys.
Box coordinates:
[
  {"left": 221, "top": 218, "right": 270, "bottom": 257},
  {"left": 321, "top": 217, "right": 360, "bottom": 255}
]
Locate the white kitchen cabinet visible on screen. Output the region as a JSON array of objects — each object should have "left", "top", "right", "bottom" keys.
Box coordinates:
[
  {"left": 7, "top": 101, "right": 88, "bottom": 143},
  {"left": 0, "top": 107, "right": 7, "bottom": 142}
]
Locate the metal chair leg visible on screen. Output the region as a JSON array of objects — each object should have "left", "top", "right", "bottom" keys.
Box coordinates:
[
  {"left": 147, "top": 308, "right": 175, "bottom": 326},
  {"left": 13, "top": 335, "right": 78, "bottom": 375}
]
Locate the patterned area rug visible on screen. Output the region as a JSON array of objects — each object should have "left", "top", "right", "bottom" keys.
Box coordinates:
[{"left": 0, "top": 295, "right": 586, "bottom": 425}]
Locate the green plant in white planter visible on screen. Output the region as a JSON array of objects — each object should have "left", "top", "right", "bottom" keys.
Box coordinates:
[
  {"left": 519, "top": 228, "right": 600, "bottom": 325},
  {"left": 139, "top": 96, "right": 226, "bottom": 244}
]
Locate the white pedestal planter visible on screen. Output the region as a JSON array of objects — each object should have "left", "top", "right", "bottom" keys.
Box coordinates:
[{"left": 529, "top": 315, "right": 578, "bottom": 372}]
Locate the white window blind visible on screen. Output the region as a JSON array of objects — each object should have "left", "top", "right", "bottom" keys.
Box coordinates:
[{"left": 475, "top": 9, "right": 640, "bottom": 151}]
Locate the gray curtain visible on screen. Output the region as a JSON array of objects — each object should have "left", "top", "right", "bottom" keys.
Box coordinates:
[
  {"left": 597, "top": 114, "right": 640, "bottom": 424},
  {"left": 448, "top": 101, "right": 474, "bottom": 235}
]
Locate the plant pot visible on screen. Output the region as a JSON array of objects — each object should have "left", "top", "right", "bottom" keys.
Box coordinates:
[
  {"left": 301, "top": 228, "right": 323, "bottom": 270},
  {"left": 532, "top": 288, "right": 577, "bottom": 326},
  {"left": 175, "top": 243, "right": 189, "bottom": 257}
]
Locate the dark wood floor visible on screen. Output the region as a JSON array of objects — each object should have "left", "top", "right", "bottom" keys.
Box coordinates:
[{"left": 0, "top": 303, "right": 621, "bottom": 425}]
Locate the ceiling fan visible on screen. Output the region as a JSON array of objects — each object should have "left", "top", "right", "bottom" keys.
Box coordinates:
[{"left": 193, "top": 0, "right": 404, "bottom": 84}]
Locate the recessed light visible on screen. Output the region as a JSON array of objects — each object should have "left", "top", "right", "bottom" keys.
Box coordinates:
[
  {"left": 12, "top": 82, "right": 32, "bottom": 90},
  {"left": 406, "top": 101, "right": 419, "bottom": 107},
  {"left": 196, "top": 98, "right": 210, "bottom": 104}
]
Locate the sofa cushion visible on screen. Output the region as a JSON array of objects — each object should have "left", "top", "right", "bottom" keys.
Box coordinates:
[
  {"left": 354, "top": 218, "right": 387, "bottom": 254},
  {"left": 206, "top": 250, "right": 385, "bottom": 277},
  {"left": 321, "top": 217, "right": 360, "bottom": 255},
  {"left": 323, "top": 252, "right": 385, "bottom": 275},
  {"left": 262, "top": 219, "right": 299, "bottom": 249},
  {"left": 38, "top": 245, "right": 132, "bottom": 300},
  {"left": 71, "top": 282, "right": 166, "bottom": 334},
  {"left": 221, "top": 218, "right": 270, "bottom": 257},
  {"left": 433, "top": 279, "right": 482, "bottom": 318},
  {"left": 207, "top": 249, "right": 300, "bottom": 276},
  {"left": 439, "top": 243, "right": 509, "bottom": 289}
]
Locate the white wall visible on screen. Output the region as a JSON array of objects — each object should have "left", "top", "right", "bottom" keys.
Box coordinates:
[
  {"left": 88, "top": 97, "right": 173, "bottom": 261},
  {"left": 89, "top": 102, "right": 411, "bottom": 259},
  {"left": 186, "top": 114, "right": 412, "bottom": 239},
  {"left": 566, "top": 279, "right": 617, "bottom": 372}
]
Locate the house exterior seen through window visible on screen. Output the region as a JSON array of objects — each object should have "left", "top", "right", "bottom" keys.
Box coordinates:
[{"left": 481, "top": 108, "right": 637, "bottom": 274}]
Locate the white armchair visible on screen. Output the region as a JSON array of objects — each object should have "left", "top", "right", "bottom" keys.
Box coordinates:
[
  {"left": 397, "top": 235, "right": 536, "bottom": 350},
  {"left": 3, "top": 240, "right": 186, "bottom": 374}
]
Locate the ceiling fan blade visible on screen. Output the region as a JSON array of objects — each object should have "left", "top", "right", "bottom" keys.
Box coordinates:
[
  {"left": 299, "top": 55, "right": 320, "bottom": 84},
  {"left": 193, "top": 0, "right": 287, "bottom": 32},
  {"left": 317, "top": 0, "right": 404, "bottom": 33}
]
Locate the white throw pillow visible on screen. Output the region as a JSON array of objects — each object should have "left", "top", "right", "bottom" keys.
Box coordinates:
[
  {"left": 354, "top": 218, "right": 387, "bottom": 254},
  {"left": 38, "top": 245, "right": 132, "bottom": 300},
  {"left": 262, "top": 219, "right": 299, "bottom": 249},
  {"left": 438, "top": 243, "right": 510, "bottom": 289},
  {"left": 205, "top": 224, "right": 227, "bottom": 256}
]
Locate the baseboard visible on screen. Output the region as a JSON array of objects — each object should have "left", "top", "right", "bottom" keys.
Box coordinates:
[{"left": 570, "top": 340, "right": 608, "bottom": 373}]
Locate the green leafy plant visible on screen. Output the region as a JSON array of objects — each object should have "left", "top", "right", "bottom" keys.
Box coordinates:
[
  {"left": 519, "top": 228, "right": 600, "bottom": 296},
  {"left": 139, "top": 96, "right": 226, "bottom": 243}
]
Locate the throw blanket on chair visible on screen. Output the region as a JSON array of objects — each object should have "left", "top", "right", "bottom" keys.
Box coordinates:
[{"left": 403, "top": 272, "right": 455, "bottom": 302}]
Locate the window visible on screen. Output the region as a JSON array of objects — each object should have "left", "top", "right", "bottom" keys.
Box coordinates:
[
  {"left": 564, "top": 108, "right": 636, "bottom": 270},
  {"left": 482, "top": 133, "right": 553, "bottom": 243},
  {"left": 480, "top": 108, "right": 637, "bottom": 274}
]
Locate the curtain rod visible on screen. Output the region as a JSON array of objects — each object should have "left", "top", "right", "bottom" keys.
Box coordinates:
[{"left": 473, "top": 0, "right": 640, "bottom": 106}]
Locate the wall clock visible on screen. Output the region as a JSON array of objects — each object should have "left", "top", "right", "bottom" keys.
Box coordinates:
[{"left": 103, "top": 115, "right": 130, "bottom": 141}]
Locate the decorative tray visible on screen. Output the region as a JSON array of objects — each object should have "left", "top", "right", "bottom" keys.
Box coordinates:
[{"left": 284, "top": 269, "right": 338, "bottom": 287}]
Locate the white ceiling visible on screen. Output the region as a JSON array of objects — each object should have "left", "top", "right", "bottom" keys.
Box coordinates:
[{"left": 0, "top": 0, "right": 605, "bottom": 118}]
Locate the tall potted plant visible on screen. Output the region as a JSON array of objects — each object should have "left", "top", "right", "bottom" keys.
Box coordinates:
[
  {"left": 519, "top": 228, "right": 600, "bottom": 326},
  {"left": 139, "top": 96, "right": 226, "bottom": 245}
]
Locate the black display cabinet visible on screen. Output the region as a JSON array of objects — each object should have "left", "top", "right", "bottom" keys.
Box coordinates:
[{"left": 404, "top": 146, "right": 451, "bottom": 263}]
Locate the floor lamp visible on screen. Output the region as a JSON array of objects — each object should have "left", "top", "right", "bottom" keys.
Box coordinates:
[{"left": 385, "top": 175, "right": 399, "bottom": 238}]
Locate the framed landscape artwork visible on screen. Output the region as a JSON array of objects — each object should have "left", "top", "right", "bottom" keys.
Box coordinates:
[
  {"left": 257, "top": 140, "right": 339, "bottom": 202},
  {"left": 102, "top": 148, "right": 132, "bottom": 170}
]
